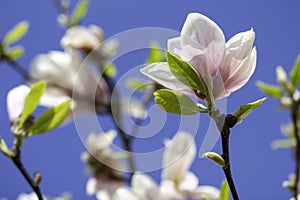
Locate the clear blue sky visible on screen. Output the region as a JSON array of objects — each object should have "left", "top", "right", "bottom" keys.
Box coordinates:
[{"left": 0, "top": 0, "right": 300, "bottom": 199}]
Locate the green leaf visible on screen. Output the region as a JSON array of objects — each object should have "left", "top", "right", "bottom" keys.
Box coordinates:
[
  {"left": 20, "top": 81, "right": 46, "bottom": 126},
  {"left": 271, "top": 138, "right": 296, "bottom": 149},
  {"left": 104, "top": 63, "right": 117, "bottom": 77},
  {"left": 126, "top": 78, "right": 147, "bottom": 91},
  {"left": 290, "top": 55, "right": 300, "bottom": 88},
  {"left": 256, "top": 81, "right": 282, "bottom": 98},
  {"left": 7, "top": 45, "right": 24, "bottom": 60},
  {"left": 29, "top": 101, "right": 71, "bottom": 135},
  {"left": 166, "top": 52, "right": 207, "bottom": 95},
  {"left": 233, "top": 97, "right": 266, "bottom": 123},
  {"left": 154, "top": 89, "right": 199, "bottom": 115},
  {"left": 146, "top": 42, "right": 165, "bottom": 64},
  {"left": 0, "top": 137, "right": 14, "bottom": 157},
  {"left": 71, "top": 0, "right": 89, "bottom": 25},
  {"left": 219, "top": 180, "right": 230, "bottom": 200},
  {"left": 4, "top": 20, "right": 29, "bottom": 46}
]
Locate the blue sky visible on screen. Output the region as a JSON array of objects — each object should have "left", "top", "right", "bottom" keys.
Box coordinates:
[{"left": 0, "top": 0, "right": 300, "bottom": 199}]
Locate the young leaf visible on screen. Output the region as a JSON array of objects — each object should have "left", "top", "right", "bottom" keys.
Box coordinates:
[
  {"left": 146, "top": 42, "right": 165, "bottom": 64},
  {"left": 219, "top": 180, "right": 230, "bottom": 200},
  {"left": 154, "top": 89, "right": 199, "bottom": 115},
  {"left": 290, "top": 55, "right": 300, "bottom": 88},
  {"left": 166, "top": 52, "right": 207, "bottom": 95},
  {"left": 4, "top": 20, "right": 29, "bottom": 46},
  {"left": 126, "top": 78, "right": 147, "bottom": 91},
  {"left": 256, "top": 81, "right": 282, "bottom": 98},
  {"left": 71, "top": 0, "right": 89, "bottom": 25},
  {"left": 104, "top": 63, "right": 117, "bottom": 77},
  {"left": 7, "top": 45, "right": 24, "bottom": 60},
  {"left": 202, "top": 152, "right": 225, "bottom": 167},
  {"left": 233, "top": 97, "right": 266, "bottom": 123},
  {"left": 29, "top": 101, "right": 71, "bottom": 135},
  {"left": 271, "top": 138, "right": 296, "bottom": 149},
  {"left": 0, "top": 137, "right": 14, "bottom": 157},
  {"left": 20, "top": 81, "right": 46, "bottom": 126}
]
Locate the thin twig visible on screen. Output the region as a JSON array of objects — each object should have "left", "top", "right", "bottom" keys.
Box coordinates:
[
  {"left": 291, "top": 99, "right": 300, "bottom": 200},
  {"left": 12, "top": 147, "right": 43, "bottom": 200}
]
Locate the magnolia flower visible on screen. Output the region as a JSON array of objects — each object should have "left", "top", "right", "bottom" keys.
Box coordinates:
[
  {"left": 17, "top": 192, "right": 70, "bottom": 200},
  {"left": 61, "top": 25, "right": 104, "bottom": 52},
  {"left": 82, "top": 130, "right": 126, "bottom": 200},
  {"left": 141, "top": 13, "right": 256, "bottom": 100},
  {"left": 30, "top": 50, "right": 109, "bottom": 117},
  {"left": 112, "top": 132, "right": 219, "bottom": 200},
  {"left": 60, "top": 25, "right": 118, "bottom": 65}
]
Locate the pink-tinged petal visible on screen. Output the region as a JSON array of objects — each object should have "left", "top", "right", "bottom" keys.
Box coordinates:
[
  {"left": 178, "top": 172, "right": 199, "bottom": 192},
  {"left": 219, "top": 29, "right": 255, "bottom": 84},
  {"left": 187, "top": 185, "right": 220, "bottom": 200},
  {"left": 132, "top": 173, "right": 159, "bottom": 199},
  {"left": 224, "top": 47, "right": 257, "bottom": 96},
  {"left": 7, "top": 85, "right": 30, "bottom": 122},
  {"left": 162, "top": 131, "right": 196, "bottom": 182},
  {"left": 159, "top": 181, "right": 184, "bottom": 200},
  {"left": 180, "top": 13, "right": 225, "bottom": 74},
  {"left": 140, "top": 63, "right": 195, "bottom": 96},
  {"left": 167, "top": 37, "right": 181, "bottom": 55}
]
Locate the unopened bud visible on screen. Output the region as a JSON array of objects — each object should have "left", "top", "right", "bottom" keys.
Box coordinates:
[
  {"left": 202, "top": 152, "right": 225, "bottom": 167},
  {"left": 34, "top": 172, "right": 42, "bottom": 186}
]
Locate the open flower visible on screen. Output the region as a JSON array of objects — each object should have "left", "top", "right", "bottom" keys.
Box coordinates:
[
  {"left": 82, "top": 130, "right": 126, "bottom": 200},
  {"left": 30, "top": 50, "right": 109, "bottom": 117},
  {"left": 112, "top": 132, "right": 219, "bottom": 200},
  {"left": 141, "top": 13, "right": 256, "bottom": 100}
]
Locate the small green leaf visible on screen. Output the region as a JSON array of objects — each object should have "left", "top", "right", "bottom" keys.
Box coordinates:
[
  {"left": 290, "top": 55, "right": 300, "bottom": 88},
  {"left": 20, "top": 81, "right": 46, "bottom": 126},
  {"left": 4, "top": 20, "right": 29, "bottom": 46},
  {"left": 146, "top": 42, "right": 165, "bottom": 64},
  {"left": 219, "top": 180, "right": 230, "bottom": 200},
  {"left": 30, "top": 101, "right": 71, "bottom": 135},
  {"left": 154, "top": 89, "right": 199, "bottom": 115},
  {"left": 0, "top": 137, "right": 14, "bottom": 157},
  {"left": 104, "top": 63, "right": 117, "bottom": 77},
  {"left": 126, "top": 78, "right": 147, "bottom": 91},
  {"left": 271, "top": 138, "right": 296, "bottom": 149},
  {"left": 204, "top": 75, "right": 214, "bottom": 113},
  {"left": 256, "top": 81, "right": 282, "bottom": 98},
  {"left": 166, "top": 52, "right": 207, "bottom": 95},
  {"left": 71, "top": 0, "right": 89, "bottom": 25},
  {"left": 7, "top": 45, "right": 24, "bottom": 60},
  {"left": 233, "top": 97, "right": 266, "bottom": 123}
]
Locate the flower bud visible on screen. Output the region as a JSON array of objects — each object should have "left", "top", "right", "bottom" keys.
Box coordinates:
[{"left": 202, "top": 152, "right": 225, "bottom": 167}]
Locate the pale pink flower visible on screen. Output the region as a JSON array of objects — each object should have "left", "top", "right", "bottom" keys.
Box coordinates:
[
  {"left": 30, "top": 50, "right": 109, "bottom": 116},
  {"left": 141, "top": 13, "right": 256, "bottom": 100}
]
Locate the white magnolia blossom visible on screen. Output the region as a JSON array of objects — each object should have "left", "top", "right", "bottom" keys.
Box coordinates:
[
  {"left": 141, "top": 13, "right": 256, "bottom": 100},
  {"left": 290, "top": 194, "right": 300, "bottom": 200},
  {"left": 83, "top": 130, "right": 126, "bottom": 200},
  {"left": 60, "top": 25, "right": 118, "bottom": 64},
  {"left": 30, "top": 50, "right": 109, "bottom": 117},
  {"left": 17, "top": 192, "right": 69, "bottom": 200},
  {"left": 61, "top": 25, "right": 104, "bottom": 51},
  {"left": 110, "top": 132, "right": 219, "bottom": 200}
]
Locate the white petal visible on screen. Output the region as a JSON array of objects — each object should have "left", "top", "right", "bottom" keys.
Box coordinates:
[
  {"left": 159, "top": 181, "right": 184, "bottom": 200},
  {"left": 96, "top": 190, "right": 111, "bottom": 200},
  {"left": 219, "top": 29, "right": 255, "bottom": 85},
  {"left": 86, "top": 177, "right": 98, "bottom": 195},
  {"left": 140, "top": 62, "right": 195, "bottom": 96},
  {"left": 167, "top": 37, "right": 181, "bottom": 55},
  {"left": 112, "top": 187, "right": 139, "bottom": 200},
  {"left": 119, "top": 97, "right": 147, "bottom": 119},
  {"left": 39, "top": 87, "right": 71, "bottom": 108},
  {"left": 132, "top": 173, "right": 159, "bottom": 200},
  {"left": 30, "top": 51, "right": 76, "bottom": 89},
  {"left": 162, "top": 131, "right": 196, "bottom": 182},
  {"left": 6, "top": 85, "right": 30, "bottom": 122},
  {"left": 224, "top": 47, "right": 257, "bottom": 96},
  {"left": 86, "top": 130, "right": 117, "bottom": 151},
  {"left": 180, "top": 13, "right": 225, "bottom": 74},
  {"left": 178, "top": 171, "right": 199, "bottom": 192},
  {"left": 187, "top": 186, "right": 220, "bottom": 200},
  {"left": 17, "top": 193, "right": 39, "bottom": 200}
]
